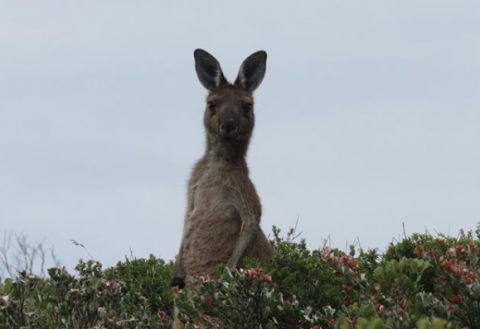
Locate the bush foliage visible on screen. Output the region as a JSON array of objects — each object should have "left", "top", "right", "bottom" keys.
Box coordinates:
[{"left": 1, "top": 226, "right": 480, "bottom": 328}]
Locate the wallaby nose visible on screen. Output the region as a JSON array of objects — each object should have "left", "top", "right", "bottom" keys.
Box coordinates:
[{"left": 220, "top": 118, "right": 238, "bottom": 135}]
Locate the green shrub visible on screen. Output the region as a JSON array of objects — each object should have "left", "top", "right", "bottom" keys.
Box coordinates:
[
  {"left": 0, "top": 258, "right": 174, "bottom": 328},
  {"left": 1, "top": 227, "right": 479, "bottom": 328},
  {"left": 268, "top": 227, "right": 343, "bottom": 312}
]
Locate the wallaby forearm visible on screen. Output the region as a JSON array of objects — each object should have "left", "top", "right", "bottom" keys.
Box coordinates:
[{"left": 227, "top": 221, "right": 258, "bottom": 268}]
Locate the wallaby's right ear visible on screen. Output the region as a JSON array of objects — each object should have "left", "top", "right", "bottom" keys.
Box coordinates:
[
  {"left": 234, "top": 51, "right": 267, "bottom": 93},
  {"left": 194, "top": 49, "right": 227, "bottom": 90}
]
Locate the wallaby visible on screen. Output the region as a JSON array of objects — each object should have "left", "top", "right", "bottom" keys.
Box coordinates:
[{"left": 172, "top": 49, "right": 274, "bottom": 290}]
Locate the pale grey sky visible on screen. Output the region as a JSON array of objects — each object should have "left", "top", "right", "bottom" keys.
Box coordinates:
[{"left": 1, "top": 1, "right": 479, "bottom": 271}]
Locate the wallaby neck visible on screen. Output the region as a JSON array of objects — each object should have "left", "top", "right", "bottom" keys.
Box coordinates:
[{"left": 205, "top": 134, "right": 250, "bottom": 165}]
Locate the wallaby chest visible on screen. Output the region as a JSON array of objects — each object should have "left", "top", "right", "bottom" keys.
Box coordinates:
[{"left": 188, "top": 165, "right": 245, "bottom": 222}]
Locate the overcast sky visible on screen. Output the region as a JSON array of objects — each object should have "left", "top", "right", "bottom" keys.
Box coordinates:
[{"left": 1, "top": 1, "right": 479, "bottom": 272}]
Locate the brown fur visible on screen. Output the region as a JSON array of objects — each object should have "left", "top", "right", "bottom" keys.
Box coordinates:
[
  {"left": 173, "top": 50, "right": 273, "bottom": 283},
  {"left": 172, "top": 50, "right": 272, "bottom": 329}
]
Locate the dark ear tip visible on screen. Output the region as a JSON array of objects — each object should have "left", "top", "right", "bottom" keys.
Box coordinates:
[
  {"left": 254, "top": 50, "right": 267, "bottom": 60},
  {"left": 193, "top": 48, "right": 208, "bottom": 60}
]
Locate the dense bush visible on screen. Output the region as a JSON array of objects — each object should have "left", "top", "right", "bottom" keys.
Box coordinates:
[
  {"left": 0, "top": 257, "right": 174, "bottom": 328},
  {"left": 1, "top": 226, "right": 479, "bottom": 328}
]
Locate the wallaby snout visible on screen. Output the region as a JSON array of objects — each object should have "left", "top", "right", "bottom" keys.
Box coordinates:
[{"left": 219, "top": 117, "right": 239, "bottom": 139}]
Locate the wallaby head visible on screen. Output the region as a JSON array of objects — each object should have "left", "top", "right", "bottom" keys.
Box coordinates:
[{"left": 194, "top": 49, "right": 267, "bottom": 160}]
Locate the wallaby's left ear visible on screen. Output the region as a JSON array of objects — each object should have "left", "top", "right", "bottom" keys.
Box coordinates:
[
  {"left": 194, "top": 49, "right": 227, "bottom": 90},
  {"left": 234, "top": 51, "right": 267, "bottom": 93}
]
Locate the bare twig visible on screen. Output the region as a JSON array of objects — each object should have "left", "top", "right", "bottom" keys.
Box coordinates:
[
  {"left": 402, "top": 222, "right": 408, "bottom": 239},
  {"left": 0, "top": 231, "right": 59, "bottom": 278},
  {"left": 70, "top": 239, "right": 95, "bottom": 260}
]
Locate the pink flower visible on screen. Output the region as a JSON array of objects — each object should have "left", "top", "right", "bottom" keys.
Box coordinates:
[
  {"left": 442, "top": 260, "right": 454, "bottom": 273},
  {"left": 463, "top": 271, "right": 475, "bottom": 285},
  {"left": 467, "top": 242, "right": 476, "bottom": 252},
  {"left": 263, "top": 274, "right": 273, "bottom": 285},
  {"left": 106, "top": 280, "right": 120, "bottom": 290},
  {"left": 244, "top": 268, "right": 259, "bottom": 280},
  {"left": 413, "top": 246, "right": 423, "bottom": 256},
  {"left": 374, "top": 303, "right": 384, "bottom": 316},
  {"left": 450, "top": 295, "right": 462, "bottom": 305},
  {"left": 455, "top": 246, "right": 465, "bottom": 256},
  {"left": 0, "top": 295, "right": 8, "bottom": 307},
  {"left": 244, "top": 267, "right": 271, "bottom": 283}
]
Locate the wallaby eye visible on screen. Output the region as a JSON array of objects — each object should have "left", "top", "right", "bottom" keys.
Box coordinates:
[
  {"left": 207, "top": 102, "right": 217, "bottom": 113},
  {"left": 242, "top": 103, "right": 253, "bottom": 115}
]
